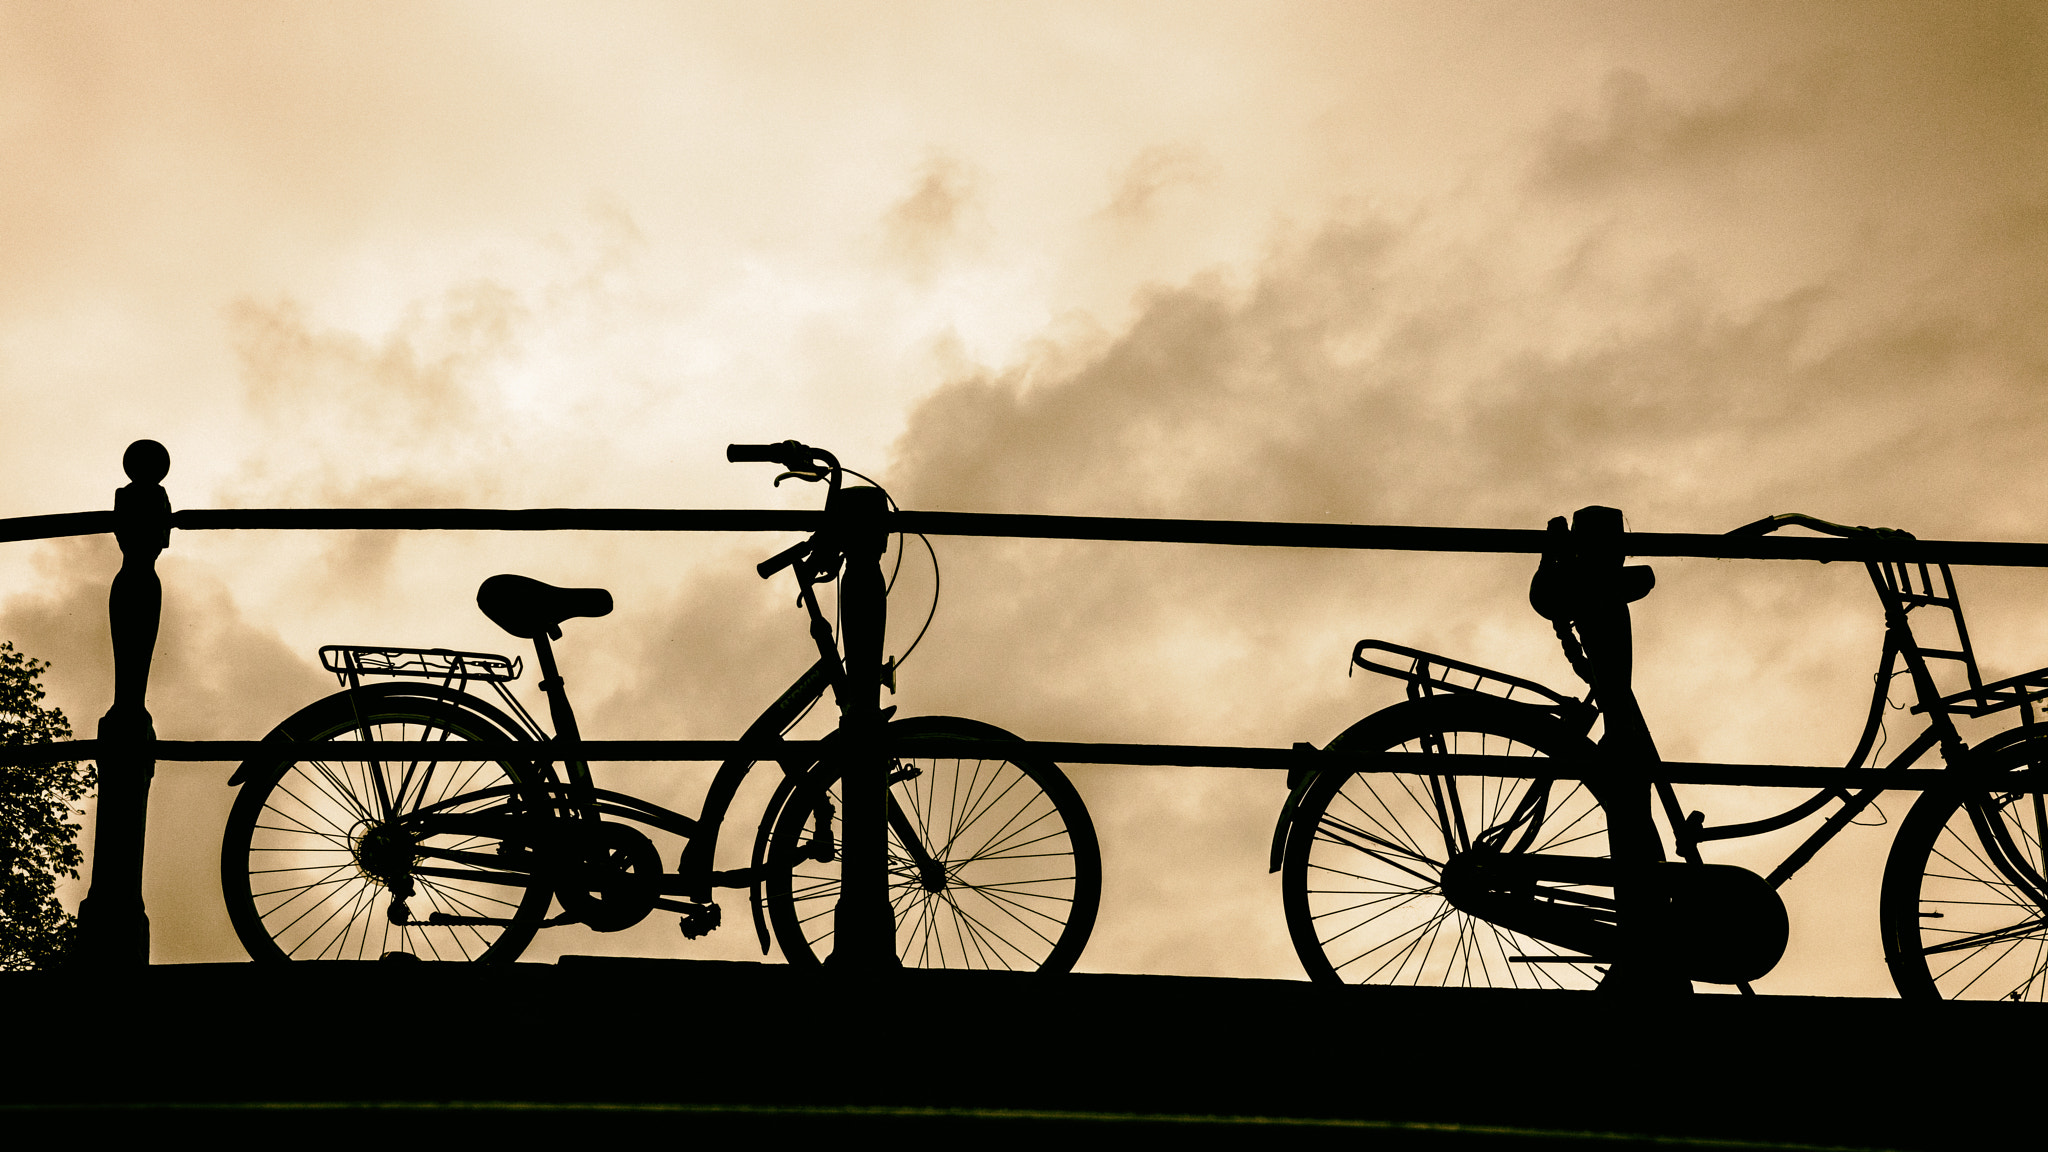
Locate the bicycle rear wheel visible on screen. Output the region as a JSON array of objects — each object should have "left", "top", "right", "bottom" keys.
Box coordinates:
[
  {"left": 1282, "top": 695, "right": 1612, "bottom": 988},
  {"left": 765, "top": 716, "right": 1101, "bottom": 972},
  {"left": 221, "top": 686, "right": 555, "bottom": 962},
  {"left": 1881, "top": 735, "right": 2048, "bottom": 1001}
]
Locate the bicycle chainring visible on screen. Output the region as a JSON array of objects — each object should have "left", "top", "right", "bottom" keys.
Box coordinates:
[{"left": 552, "top": 821, "right": 663, "bottom": 933}]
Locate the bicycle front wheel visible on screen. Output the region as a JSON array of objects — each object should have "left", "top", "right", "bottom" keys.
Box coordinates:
[
  {"left": 221, "top": 686, "right": 555, "bottom": 963},
  {"left": 1282, "top": 695, "right": 1611, "bottom": 988},
  {"left": 765, "top": 716, "right": 1101, "bottom": 972},
  {"left": 1881, "top": 735, "right": 2048, "bottom": 1001}
]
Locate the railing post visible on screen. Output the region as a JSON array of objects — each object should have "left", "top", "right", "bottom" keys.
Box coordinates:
[
  {"left": 76, "top": 440, "right": 171, "bottom": 967},
  {"left": 829, "top": 483, "right": 898, "bottom": 970}
]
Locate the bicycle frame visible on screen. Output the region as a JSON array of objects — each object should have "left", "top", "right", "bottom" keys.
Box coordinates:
[
  {"left": 1302, "top": 532, "right": 2048, "bottom": 989},
  {"left": 317, "top": 641, "right": 846, "bottom": 939},
  {"left": 1669, "top": 557, "right": 2047, "bottom": 891},
  {"left": 309, "top": 460, "right": 942, "bottom": 950}
]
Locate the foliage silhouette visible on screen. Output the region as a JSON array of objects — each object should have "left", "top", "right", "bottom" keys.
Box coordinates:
[{"left": 0, "top": 641, "right": 94, "bottom": 970}]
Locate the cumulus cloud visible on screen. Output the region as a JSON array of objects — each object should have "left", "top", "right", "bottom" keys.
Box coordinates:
[
  {"left": 881, "top": 153, "right": 986, "bottom": 281},
  {"left": 232, "top": 287, "right": 518, "bottom": 425},
  {"left": 869, "top": 37, "right": 2048, "bottom": 980},
  {"left": 0, "top": 534, "right": 331, "bottom": 961},
  {"left": 7, "top": 3, "right": 2047, "bottom": 986},
  {"left": 1101, "top": 143, "right": 1210, "bottom": 224},
  {"left": 1531, "top": 67, "right": 1822, "bottom": 193}
]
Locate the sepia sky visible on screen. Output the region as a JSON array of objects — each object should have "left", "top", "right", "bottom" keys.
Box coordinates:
[{"left": 3, "top": 2, "right": 2046, "bottom": 992}]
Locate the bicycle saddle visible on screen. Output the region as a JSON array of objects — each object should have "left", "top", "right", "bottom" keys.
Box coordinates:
[{"left": 477, "top": 574, "right": 614, "bottom": 640}]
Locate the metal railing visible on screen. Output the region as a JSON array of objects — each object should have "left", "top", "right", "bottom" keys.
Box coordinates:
[{"left": 7, "top": 440, "right": 2048, "bottom": 967}]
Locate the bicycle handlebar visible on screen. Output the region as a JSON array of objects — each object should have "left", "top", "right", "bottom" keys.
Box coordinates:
[
  {"left": 756, "top": 540, "right": 809, "bottom": 580},
  {"left": 1728, "top": 512, "right": 1915, "bottom": 541},
  {"left": 725, "top": 442, "right": 791, "bottom": 464},
  {"left": 729, "top": 440, "right": 851, "bottom": 585},
  {"left": 726, "top": 440, "right": 842, "bottom": 487}
]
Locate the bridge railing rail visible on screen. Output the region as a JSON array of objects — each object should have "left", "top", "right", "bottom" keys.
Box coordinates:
[{"left": 8, "top": 441, "right": 2048, "bottom": 967}]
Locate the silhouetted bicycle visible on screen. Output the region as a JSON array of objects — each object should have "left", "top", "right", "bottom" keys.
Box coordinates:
[
  {"left": 220, "top": 441, "right": 1100, "bottom": 968},
  {"left": 1275, "top": 509, "right": 2048, "bottom": 1000}
]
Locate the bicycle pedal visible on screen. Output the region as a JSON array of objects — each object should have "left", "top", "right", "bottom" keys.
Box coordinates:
[{"left": 677, "top": 901, "right": 722, "bottom": 939}]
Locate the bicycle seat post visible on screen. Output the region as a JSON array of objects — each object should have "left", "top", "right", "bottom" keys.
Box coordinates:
[
  {"left": 1533, "top": 505, "right": 1685, "bottom": 993},
  {"left": 827, "top": 483, "right": 900, "bottom": 970},
  {"left": 528, "top": 632, "right": 582, "bottom": 746},
  {"left": 1566, "top": 508, "right": 1655, "bottom": 763}
]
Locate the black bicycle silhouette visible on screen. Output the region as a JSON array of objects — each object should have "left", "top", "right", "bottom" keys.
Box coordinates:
[
  {"left": 220, "top": 441, "right": 1101, "bottom": 969},
  {"left": 1275, "top": 508, "right": 2048, "bottom": 1000}
]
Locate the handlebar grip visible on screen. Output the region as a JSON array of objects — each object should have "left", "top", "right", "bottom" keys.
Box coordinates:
[
  {"left": 727, "top": 442, "right": 790, "bottom": 464},
  {"left": 756, "top": 540, "right": 809, "bottom": 580}
]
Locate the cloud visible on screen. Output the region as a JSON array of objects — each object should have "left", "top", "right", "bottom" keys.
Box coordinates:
[
  {"left": 887, "top": 173, "right": 2048, "bottom": 733},
  {"left": 592, "top": 559, "right": 821, "bottom": 745},
  {"left": 1531, "top": 67, "right": 1821, "bottom": 193},
  {"left": 0, "top": 533, "right": 331, "bottom": 962},
  {"left": 872, "top": 64, "right": 2048, "bottom": 974},
  {"left": 231, "top": 287, "right": 518, "bottom": 424},
  {"left": 216, "top": 282, "right": 538, "bottom": 605},
  {"left": 881, "top": 153, "right": 985, "bottom": 280},
  {"left": 0, "top": 4, "right": 572, "bottom": 306},
  {"left": 7, "top": 3, "right": 2046, "bottom": 985},
  {"left": 1101, "top": 143, "right": 1210, "bottom": 225}
]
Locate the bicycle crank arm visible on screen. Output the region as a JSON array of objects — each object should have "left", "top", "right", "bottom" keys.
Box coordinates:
[
  {"left": 420, "top": 910, "right": 586, "bottom": 929},
  {"left": 424, "top": 912, "right": 523, "bottom": 928},
  {"left": 407, "top": 862, "right": 539, "bottom": 888}
]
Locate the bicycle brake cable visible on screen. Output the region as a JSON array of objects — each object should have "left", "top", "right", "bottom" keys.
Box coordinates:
[
  {"left": 832, "top": 471, "right": 941, "bottom": 675},
  {"left": 894, "top": 532, "right": 940, "bottom": 668}
]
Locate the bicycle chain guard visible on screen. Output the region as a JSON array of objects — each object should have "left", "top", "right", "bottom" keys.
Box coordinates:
[{"left": 1443, "top": 853, "right": 1788, "bottom": 985}]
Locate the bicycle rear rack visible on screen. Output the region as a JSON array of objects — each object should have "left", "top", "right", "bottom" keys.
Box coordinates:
[
  {"left": 1868, "top": 562, "right": 2047, "bottom": 722},
  {"left": 1351, "top": 639, "right": 1585, "bottom": 713},
  {"left": 1921, "top": 666, "right": 2048, "bottom": 719},
  {"left": 320, "top": 645, "right": 523, "bottom": 686}
]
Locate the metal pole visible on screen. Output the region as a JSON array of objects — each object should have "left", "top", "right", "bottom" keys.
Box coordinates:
[
  {"left": 829, "top": 484, "right": 898, "bottom": 969},
  {"left": 76, "top": 440, "right": 170, "bottom": 967}
]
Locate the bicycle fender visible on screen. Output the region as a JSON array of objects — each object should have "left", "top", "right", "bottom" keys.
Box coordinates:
[
  {"left": 1270, "top": 694, "right": 1596, "bottom": 873},
  {"left": 1268, "top": 768, "right": 1323, "bottom": 874},
  {"left": 226, "top": 681, "right": 536, "bottom": 787},
  {"left": 743, "top": 716, "right": 897, "bottom": 952},
  {"left": 747, "top": 768, "right": 809, "bottom": 954}
]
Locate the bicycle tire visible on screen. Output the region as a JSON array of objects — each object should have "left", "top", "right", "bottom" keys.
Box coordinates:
[
  {"left": 221, "top": 685, "right": 555, "bottom": 963},
  {"left": 764, "top": 716, "right": 1101, "bottom": 972},
  {"left": 1281, "top": 694, "right": 1613, "bottom": 988},
  {"left": 1881, "top": 733, "right": 2048, "bottom": 1001}
]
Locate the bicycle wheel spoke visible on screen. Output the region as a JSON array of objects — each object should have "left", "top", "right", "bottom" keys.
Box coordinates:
[
  {"left": 1884, "top": 753, "right": 2048, "bottom": 1000},
  {"left": 766, "top": 719, "right": 1100, "bottom": 972},
  {"left": 224, "top": 694, "right": 551, "bottom": 964},
  {"left": 1285, "top": 702, "right": 1610, "bottom": 990}
]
